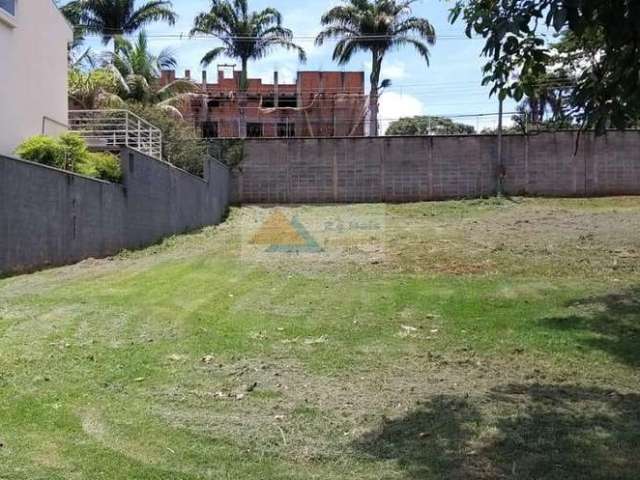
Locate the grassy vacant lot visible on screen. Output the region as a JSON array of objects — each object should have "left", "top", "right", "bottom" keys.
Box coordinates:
[{"left": 1, "top": 197, "right": 639, "bottom": 479}]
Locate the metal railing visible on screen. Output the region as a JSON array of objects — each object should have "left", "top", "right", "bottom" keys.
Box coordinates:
[{"left": 68, "top": 109, "right": 163, "bottom": 160}]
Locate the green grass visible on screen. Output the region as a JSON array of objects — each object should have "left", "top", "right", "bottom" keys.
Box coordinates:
[{"left": 1, "top": 198, "right": 639, "bottom": 479}]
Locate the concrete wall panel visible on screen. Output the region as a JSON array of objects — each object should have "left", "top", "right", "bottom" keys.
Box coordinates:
[
  {"left": 0, "top": 149, "right": 230, "bottom": 275},
  {"left": 232, "top": 133, "right": 640, "bottom": 204}
]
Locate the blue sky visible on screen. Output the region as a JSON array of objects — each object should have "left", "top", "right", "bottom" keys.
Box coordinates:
[{"left": 82, "top": 0, "right": 517, "bottom": 131}]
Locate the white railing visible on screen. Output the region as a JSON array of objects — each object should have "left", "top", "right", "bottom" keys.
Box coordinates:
[{"left": 68, "top": 110, "right": 163, "bottom": 160}]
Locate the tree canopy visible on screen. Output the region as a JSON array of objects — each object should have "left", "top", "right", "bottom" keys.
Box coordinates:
[
  {"left": 60, "top": 0, "right": 177, "bottom": 45},
  {"left": 450, "top": 0, "right": 640, "bottom": 133},
  {"left": 386, "top": 116, "right": 476, "bottom": 136}
]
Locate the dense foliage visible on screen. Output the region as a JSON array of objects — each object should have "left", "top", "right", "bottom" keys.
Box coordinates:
[
  {"left": 16, "top": 134, "right": 122, "bottom": 182},
  {"left": 386, "top": 116, "right": 476, "bottom": 135},
  {"left": 77, "top": 151, "right": 124, "bottom": 181},
  {"left": 450, "top": 0, "right": 640, "bottom": 133},
  {"left": 68, "top": 68, "right": 124, "bottom": 109},
  {"left": 107, "top": 32, "right": 203, "bottom": 115},
  {"left": 126, "top": 103, "right": 208, "bottom": 176},
  {"left": 60, "top": 0, "right": 176, "bottom": 45}
]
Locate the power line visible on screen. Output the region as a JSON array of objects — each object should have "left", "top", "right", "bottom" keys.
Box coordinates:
[
  {"left": 163, "top": 80, "right": 577, "bottom": 95},
  {"left": 77, "top": 28, "right": 480, "bottom": 42},
  {"left": 179, "top": 112, "right": 520, "bottom": 122}
]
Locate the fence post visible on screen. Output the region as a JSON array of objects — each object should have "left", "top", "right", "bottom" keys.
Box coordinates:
[{"left": 125, "top": 111, "right": 129, "bottom": 150}]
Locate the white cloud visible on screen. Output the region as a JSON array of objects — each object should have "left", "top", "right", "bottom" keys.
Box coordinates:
[
  {"left": 365, "top": 60, "right": 407, "bottom": 82},
  {"left": 379, "top": 92, "right": 425, "bottom": 134},
  {"left": 252, "top": 66, "right": 297, "bottom": 85}
]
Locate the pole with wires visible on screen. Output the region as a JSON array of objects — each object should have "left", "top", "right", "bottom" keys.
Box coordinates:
[{"left": 496, "top": 96, "right": 505, "bottom": 197}]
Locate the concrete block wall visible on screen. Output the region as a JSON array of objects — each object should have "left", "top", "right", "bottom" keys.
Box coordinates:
[
  {"left": 231, "top": 132, "right": 640, "bottom": 203},
  {"left": 0, "top": 148, "right": 230, "bottom": 275}
]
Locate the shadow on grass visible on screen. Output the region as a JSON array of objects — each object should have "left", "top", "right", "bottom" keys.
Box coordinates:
[
  {"left": 354, "top": 384, "right": 640, "bottom": 480},
  {"left": 540, "top": 286, "right": 640, "bottom": 367}
]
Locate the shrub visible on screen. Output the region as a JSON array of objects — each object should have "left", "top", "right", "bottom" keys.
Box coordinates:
[
  {"left": 15, "top": 135, "right": 66, "bottom": 168},
  {"left": 84, "top": 152, "right": 123, "bottom": 183},
  {"left": 207, "top": 139, "right": 245, "bottom": 169},
  {"left": 15, "top": 134, "right": 122, "bottom": 183},
  {"left": 59, "top": 133, "right": 90, "bottom": 170},
  {"left": 126, "top": 102, "right": 208, "bottom": 177}
]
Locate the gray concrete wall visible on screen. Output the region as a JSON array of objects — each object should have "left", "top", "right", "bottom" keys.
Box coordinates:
[
  {"left": 0, "top": 148, "right": 230, "bottom": 275},
  {"left": 231, "top": 132, "right": 640, "bottom": 203}
]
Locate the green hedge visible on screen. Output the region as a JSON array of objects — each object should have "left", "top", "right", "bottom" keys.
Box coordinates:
[{"left": 15, "top": 134, "right": 123, "bottom": 183}]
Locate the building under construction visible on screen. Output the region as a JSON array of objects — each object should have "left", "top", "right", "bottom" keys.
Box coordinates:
[{"left": 159, "top": 66, "right": 367, "bottom": 138}]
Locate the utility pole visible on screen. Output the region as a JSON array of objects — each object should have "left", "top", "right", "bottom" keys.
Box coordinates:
[{"left": 497, "top": 97, "right": 505, "bottom": 197}]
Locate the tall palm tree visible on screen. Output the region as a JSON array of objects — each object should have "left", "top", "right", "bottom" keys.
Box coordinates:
[
  {"left": 60, "top": 0, "right": 177, "bottom": 47},
  {"left": 191, "top": 0, "right": 306, "bottom": 89},
  {"left": 191, "top": 0, "right": 306, "bottom": 137},
  {"left": 316, "top": 0, "right": 436, "bottom": 136},
  {"left": 58, "top": 0, "right": 96, "bottom": 67}
]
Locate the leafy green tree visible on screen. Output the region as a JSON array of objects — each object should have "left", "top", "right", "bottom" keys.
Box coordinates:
[
  {"left": 386, "top": 116, "right": 475, "bottom": 136},
  {"left": 316, "top": 0, "right": 435, "bottom": 136},
  {"left": 511, "top": 31, "right": 628, "bottom": 132},
  {"left": 60, "top": 0, "right": 177, "bottom": 47},
  {"left": 191, "top": 0, "right": 306, "bottom": 137},
  {"left": 449, "top": 0, "right": 640, "bottom": 133},
  {"left": 125, "top": 103, "right": 209, "bottom": 176}
]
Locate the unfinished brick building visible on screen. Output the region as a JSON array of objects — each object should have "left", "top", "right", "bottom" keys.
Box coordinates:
[{"left": 160, "top": 66, "right": 367, "bottom": 138}]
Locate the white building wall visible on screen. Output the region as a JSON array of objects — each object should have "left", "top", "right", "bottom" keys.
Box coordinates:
[{"left": 0, "top": 0, "right": 73, "bottom": 155}]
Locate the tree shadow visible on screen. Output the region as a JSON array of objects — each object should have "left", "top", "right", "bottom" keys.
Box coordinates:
[
  {"left": 539, "top": 286, "right": 640, "bottom": 367},
  {"left": 355, "top": 396, "right": 484, "bottom": 478},
  {"left": 354, "top": 384, "right": 640, "bottom": 479}
]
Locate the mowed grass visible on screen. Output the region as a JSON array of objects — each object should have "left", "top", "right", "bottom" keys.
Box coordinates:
[{"left": 1, "top": 197, "right": 639, "bottom": 479}]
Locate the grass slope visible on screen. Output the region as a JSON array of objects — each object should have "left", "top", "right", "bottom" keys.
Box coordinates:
[{"left": 1, "top": 198, "right": 639, "bottom": 479}]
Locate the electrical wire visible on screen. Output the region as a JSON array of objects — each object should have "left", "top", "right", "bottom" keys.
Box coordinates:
[
  {"left": 76, "top": 27, "right": 475, "bottom": 42},
  {"left": 162, "top": 80, "right": 577, "bottom": 96}
]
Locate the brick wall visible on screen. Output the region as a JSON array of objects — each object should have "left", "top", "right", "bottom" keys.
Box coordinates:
[
  {"left": 0, "top": 149, "right": 230, "bottom": 275},
  {"left": 231, "top": 132, "right": 640, "bottom": 203}
]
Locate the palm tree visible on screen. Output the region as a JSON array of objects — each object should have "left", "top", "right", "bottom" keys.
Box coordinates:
[
  {"left": 60, "top": 0, "right": 177, "bottom": 47},
  {"left": 58, "top": 1, "right": 95, "bottom": 68},
  {"left": 316, "top": 0, "right": 436, "bottom": 136},
  {"left": 68, "top": 68, "right": 125, "bottom": 110},
  {"left": 105, "top": 31, "right": 204, "bottom": 118},
  {"left": 191, "top": 0, "right": 306, "bottom": 136},
  {"left": 520, "top": 70, "right": 571, "bottom": 126},
  {"left": 192, "top": 0, "right": 306, "bottom": 89},
  {"left": 110, "top": 30, "right": 177, "bottom": 83}
]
